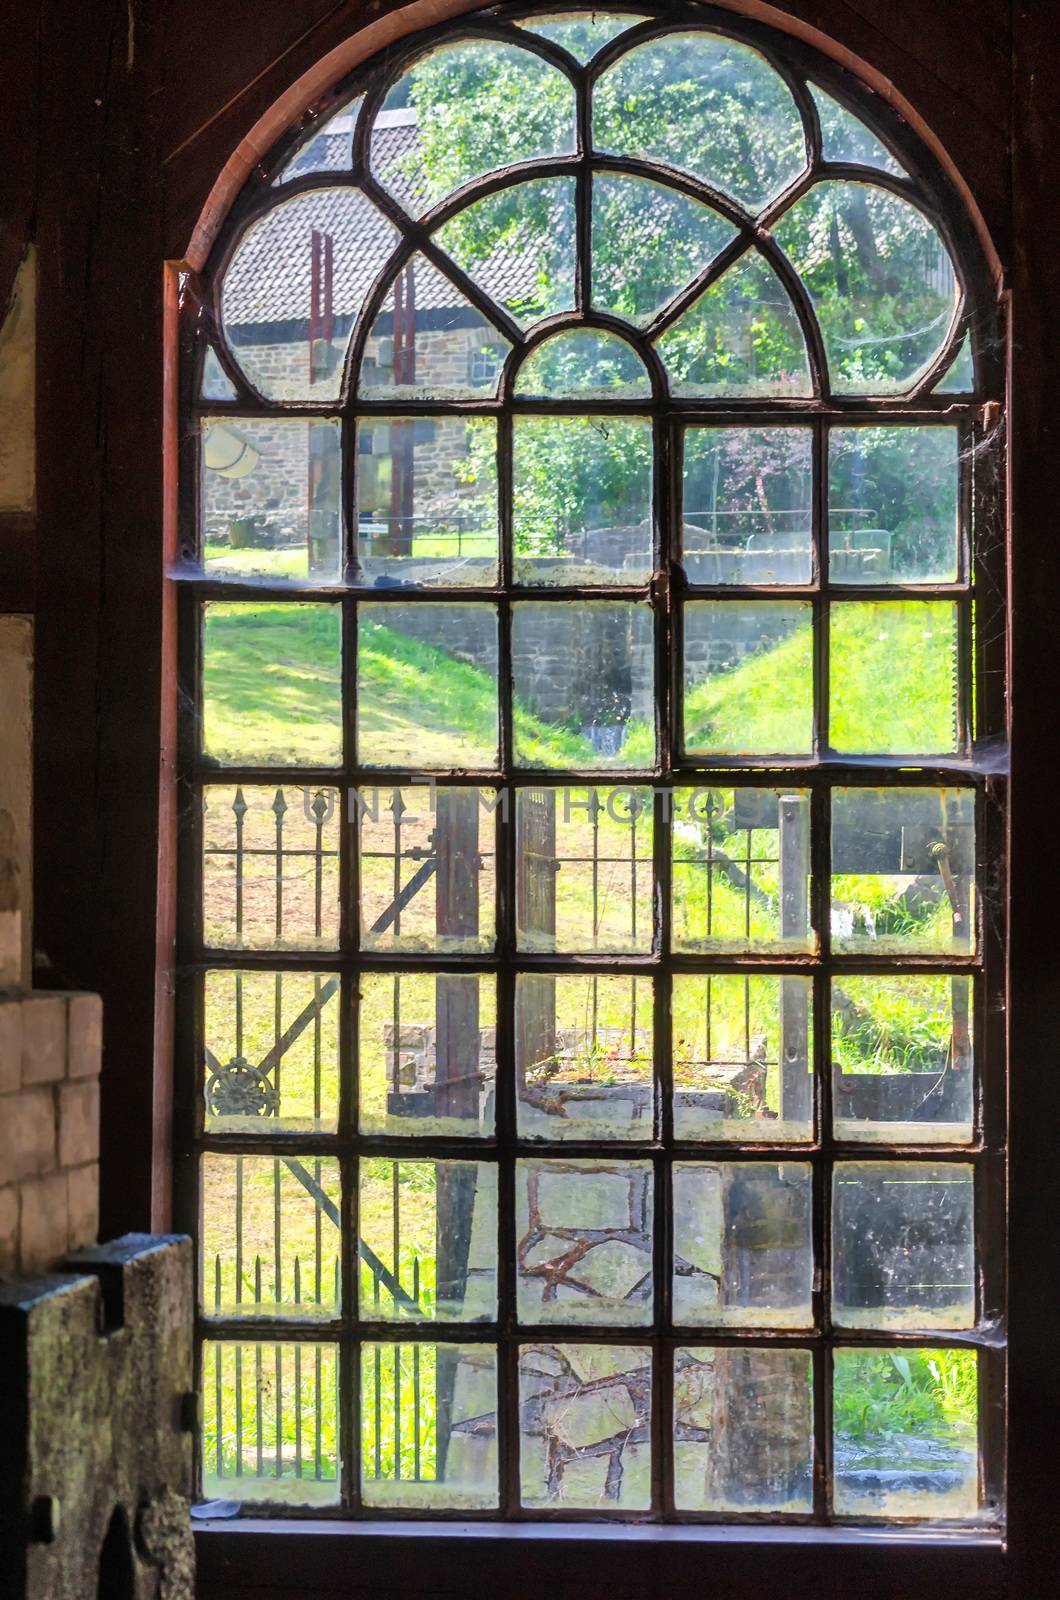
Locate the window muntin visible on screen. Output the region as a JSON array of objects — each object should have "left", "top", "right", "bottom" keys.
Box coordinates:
[{"left": 182, "top": 4, "right": 1002, "bottom": 1527}]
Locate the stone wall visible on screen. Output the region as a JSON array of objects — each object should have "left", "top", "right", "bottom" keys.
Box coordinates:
[{"left": 0, "top": 990, "right": 102, "bottom": 1277}]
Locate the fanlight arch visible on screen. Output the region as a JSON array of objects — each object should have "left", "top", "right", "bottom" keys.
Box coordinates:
[{"left": 181, "top": 2, "right": 1002, "bottom": 1533}]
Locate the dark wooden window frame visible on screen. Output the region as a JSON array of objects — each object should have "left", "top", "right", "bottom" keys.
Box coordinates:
[
  {"left": 25, "top": 0, "right": 1060, "bottom": 1593},
  {"left": 174, "top": 0, "right": 1008, "bottom": 1551}
]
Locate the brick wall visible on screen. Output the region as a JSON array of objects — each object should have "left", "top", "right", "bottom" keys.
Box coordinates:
[{"left": 0, "top": 990, "right": 102, "bottom": 1276}]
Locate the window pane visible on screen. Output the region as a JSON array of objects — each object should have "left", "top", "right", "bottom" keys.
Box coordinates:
[
  {"left": 434, "top": 178, "right": 576, "bottom": 326},
  {"left": 674, "top": 1347, "right": 813, "bottom": 1512},
  {"left": 517, "top": 13, "right": 647, "bottom": 62},
  {"left": 514, "top": 329, "right": 651, "bottom": 398},
  {"left": 773, "top": 183, "right": 958, "bottom": 394},
  {"left": 656, "top": 253, "right": 812, "bottom": 397},
  {"left": 810, "top": 86, "right": 903, "bottom": 175},
  {"left": 682, "top": 426, "right": 813, "bottom": 585},
  {"left": 833, "top": 1347, "right": 979, "bottom": 1518},
  {"left": 672, "top": 787, "right": 814, "bottom": 954},
  {"left": 202, "top": 784, "right": 341, "bottom": 951},
  {"left": 513, "top": 416, "right": 653, "bottom": 586},
  {"left": 829, "top": 601, "right": 960, "bottom": 755},
  {"left": 371, "top": 44, "right": 575, "bottom": 216},
  {"left": 359, "top": 254, "right": 512, "bottom": 400},
  {"left": 275, "top": 96, "right": 360, "bottom": 183},
  {"left": 515, "top": 785, "right": 654, "bottom": 954},
  {"left": 513, "top": 602, "right": 655, "bottom": 769},
  {"left": 591, "top": 174, "right": 736, "bottom": 324},
  {"left": 359, "top": 972, "right": 496, "bottom": 1137},
  {"left": 673, "top": 1162, "right": 813, "bottom": 1328},
  {"left": 673, "top": 974, "right": 813, "bottom": 1141},
  {"left": 516, "top": 974, "right": 654, "bottom": 1141},
  {"left": 359, "top": 1158, "right": 497, "bottom": 1321},
  {"left": 358, "top": 785, "right": 497, "bottom": 953},
  {"left": 833, "top": 1161, "right": 975, "bottom": 1330},
  {"left": 516, "top": 1158, "right": 654, "bottom": 1325},
  {"left": 594, "top": 34, "right": 806, "bottom": 211},
  {"left": 361, "top": 1342, "right": 499, "bottom": 1509},
  {"left": 829, "top": 426, "right": 959, "bottom": 583},
  {"left": 202, "top": 1341, "right": 340, "bottom": 1506},
  {"left": 832, "top": 975, "right": 973, "bottom": 1143},
  {"left": 357, "top": 603, "right": 499, "bottom": 769},
  {"left": 201, "top": 1154, "right": 341, "bottom": 1319},
  {"left": 355, "top": 417, "right": 498, "bottom": 585},
  {"left": 204, "top": 969, "right": 340, "bottom": 1134},
  {"left": 519, "top": 1343, "right": 652, "bottom": 1510},
  {"left": 220, "top": 188, "right": 398, "bottom": 401},
  {"left": 201, "top": 418, "right": 342, "bottom": 581},
  {"left": 830, "top": 787, "right": 975, "bottom": 956},
  {"left": 202, "top": 603, "right": 343, "bottom": 767},
  {"left": 683, "top": 600, "right": 814, "bottom": 756}
]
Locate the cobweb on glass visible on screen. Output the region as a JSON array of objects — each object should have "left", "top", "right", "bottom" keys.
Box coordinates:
[{"left": 274, "top": 96, "right": 362, "bottom": 184}]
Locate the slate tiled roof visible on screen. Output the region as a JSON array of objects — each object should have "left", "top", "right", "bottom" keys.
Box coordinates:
[{"left": 224, "top": 114, "right": 539, "bottom": 330}]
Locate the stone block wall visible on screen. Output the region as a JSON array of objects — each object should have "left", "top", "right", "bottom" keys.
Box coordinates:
[{"left": 0, "top": 991, "right": 102, "bottom": 1277}]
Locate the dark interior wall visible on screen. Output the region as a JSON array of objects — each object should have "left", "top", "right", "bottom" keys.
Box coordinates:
[{"left": 1, "top": 1, "right": 1058, "bottom": 1593}]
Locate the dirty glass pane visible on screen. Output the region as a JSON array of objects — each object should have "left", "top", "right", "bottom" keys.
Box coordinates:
[
  {"left": 275, "top": 96, "right": 361, "bottom": 182},
  {"left": 773, "top": 183, "right": 958, "bottom": 394},
  {"left": 513, "top": 417, "right": 653, "bottom": 586},
  {"left": 516, "top": 973, "right": 655, "bottom": 1141},
  {"left": 359, "top": 972, "right": 496, "bottom": 1138},
  {"left": 434, "top": 178, "right": 576, "bottom": 327},
  {"left": 202, "top": 785, "right": 341, "bottom": 952},
  {"left": 829, "top": 601, "right": 960, "bottom": 755},
  {"left": 830, "top": 787, "right": 975, "bottom": 956},
  {"left": 829, "top": 426, "right": 959, "bottom": 583},
  {"left": 515, "top": 786, "right": 654, "bottom": 955},
  {"left": 833, "top": 1347, "right": 979, "bottom": 1518},
  {"left": 359, "top": 254, "right": 512, "bottom": 400},
  {"left": 520, "top": 1344, "right": 652, "bottom": 1510},
  {"left": 671, "top": 787, "right": 814, "bottom": 954},
  {"left": 371, "top": 45, "right": 575, "bottom": 216},
  {"left": 201, "top": 418, "right": 342, "bottom": 582},
  {"left": 673, "top": 1162, "right": 814, "bottom": 1328},
  {"left": 357, "top": 603, "right": 499, "bottom": 769},
  {"left": 361, "top": 1342, "right": 498, "bottom": 1509},
  {"left": 832, "top": 975, "right": 974, "bottom": 1144},
  {"left": 683, "top": 600, "right": 814, "bottom": 756},
  {"left": 934, "top": 333, "right": 974, "bottom": 394},
  {"left": 202, "top": 603, "right": 343, "bottom": 767},
  {"left": 359, "top": 1158, "right": 497, "bottom": 1321},
  {"left": 220, "top": 188, "right": 398, "bottom": 401},
  {"left": 674, "top": 1347, "right": 813, "bottom": 1512},
  {"left": 656, "top": 253, "right": 812, "bottom": 397},
  {"left": 204, "top": 969, "right": 340, "bottom": 1134},
  {"left": 810, "top": 86, "right": 903, "bottom": 175},
  {"left": 202, "top": 1341, "right": 340, "bottom": 1506},
  {"left": 512, "top": 602, "right": 655, "bottom": 769},
  {"left": 355, "top": 417, "right": 498, "bottom": 586},
  {"left": 517, "top": 13, "right": 649, "bottom": 61},
  {"left": 514, "top": 329, "right": 651, "bottom": 399},
  {"left": 201, "top": 347, "right": 238, "bottom": 401},
  {"left": 592, "top": 175, "right": 736, "bottom": 324},
  {"left": 681, "top": 426, "right": 813, "bottom": 585},
  {"left": 201, "top": 1154, "right": 341, "bottom": 1319},
  {"left": 833, "top": 1161, "right": 975, "bottom": 1330},
  {"left": 594, "top": 33, "right": 806, "bottom": 211},
  {"left": 516, "top": 1158, "right": 654, "bottom": 1325},
  {"left": 673, "top": 973, "right": 813, "bottom": 1142},
  {"left": 358, "top": 785, "right": 497, "bottom": 954}
]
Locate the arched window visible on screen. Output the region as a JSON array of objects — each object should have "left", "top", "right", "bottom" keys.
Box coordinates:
[{"left": 180, "top": 4, "right": 1003, "bottom": 1527}]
